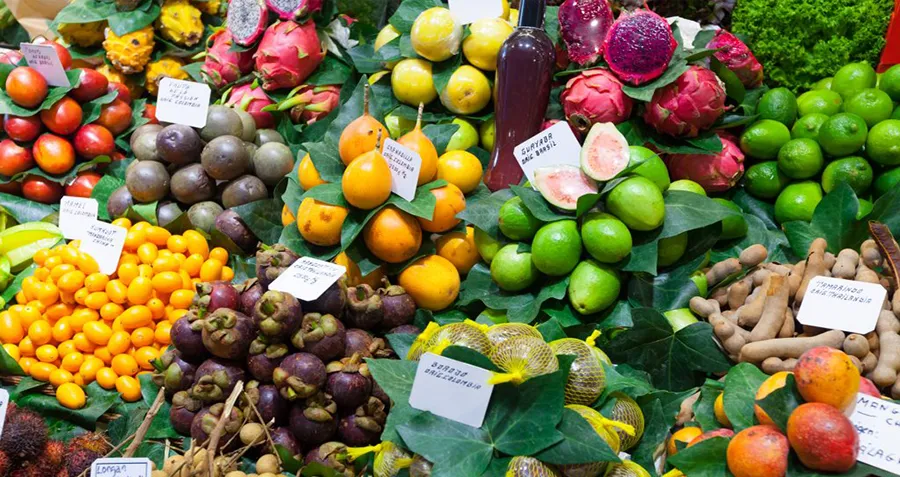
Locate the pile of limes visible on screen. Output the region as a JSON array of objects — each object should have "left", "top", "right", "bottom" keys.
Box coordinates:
[{"left": 740, "top": 61, "right": 900, "bottom": 223}]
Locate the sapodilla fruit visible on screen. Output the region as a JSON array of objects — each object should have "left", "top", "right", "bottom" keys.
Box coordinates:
[
  {"left": 341, "top": 130, "right": 392, "bottom": 210},
  {"left": 226, "top": 0, "right": 268, "bottom": 46},
  {"left": 726, "top": 425, "right": 790, "bottom": 477},
  {"left": 254, "top": 20, "right": 325, "bottom": 91},
  {"left": 603, "top": 9, "right": 676, "bottom": 85},
  {"left": 787, "top": 402, "right": 858, "bottom": 472},
  {"left": 339, "top": 84, "right": 388, "bottom": 165},
  {"left": 398, "top": 103, "right": 439, "bottom": 185}
]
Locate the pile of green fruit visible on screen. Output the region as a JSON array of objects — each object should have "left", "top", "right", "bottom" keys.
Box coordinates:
[{"left": 740, "top": 61, "right": 900, "bottom": 224}]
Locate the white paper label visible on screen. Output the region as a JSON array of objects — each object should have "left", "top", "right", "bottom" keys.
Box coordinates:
[
  {"left": 849, "top": 393, "right": 900, "bottom": 474},
  {"left": 0, "top": 389, "right": 9, "bottom": 437},
  {"left": 796, "top": 276, "right": 886, "bottom": 334},
  {"left": 382, "top": 138, "right": 422, "bottom": 201},
  {"left": 155, "top": 78, "right": 211, "bottom": 128},
  {"left": 268, "top": 256, "right": 347, "bottom": 301},
  {"left": 20, "top": 43, "right": 69, "bottom": 87},
  {"left": 409, "top": 352, "right": 494, "bottom": 428},
  {"left": 59, "top": 196, "right": 99, "bottom": 240},
  {"left": 513, "top": 120, "right": 583, "bottom": 187},
  {"left": 449, "top": 0, "right": 504, "bottom": 24},
  {"left": 79, "top": 221, "right": 127, "bottom": 275},
  {"left": 91, "top": 457, "right": 151, "bottom": 477}
]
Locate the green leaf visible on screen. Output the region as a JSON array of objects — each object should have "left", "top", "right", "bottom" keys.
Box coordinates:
[
  {"left": 627, "top": 246, "right": 711, "bottom": 311},
  {"left": 0, "top": 70, "right": 80, "bottom": 116},
  {"left": 0, "top": 344, "right": 23, "bottom": 376},
  {"left": 535, "top": 408, "right": 620, "bottom": 465},
  {"left": 537, "top": 318, "right": 566, "bottom": 342},
  {"left": 11, "top": 377, "right": 46, "bottom": 398},
  {"left": 16, "top": 382, "right": 119, "bottom": 429},
  {"left": 723, "top": 362, "right": 768, "bottom": 431},
  {"left": 388, "top": 179, "right": 445, "bottom": 220},
  {"left": 232, "top": 198, "right": 284, "bottom": 245},
  {"left": 783, "top": 183, "right": 867, "bottom": 257},
  {"left": 386, "top": 333, "right": 416, "bottom": 361},
  {"left": 398, "top": 412, "right": 493, "bottom": 477},
  {"left": 0, "top": 193, "right": 56, "bottom": 223},
  {"left": 302, "top": 182, "right": 350, "bottom": 207},
  {"left": 81, "top": 90, "right": 119, "bottom": 125},
  {"left": 544, "top": 6, "right": 561, "bottom": 44},
  {"left": 432, "top": 55, "right": 462, "bottom": 95},
  {"left": 303, "top": 141, "right": 346, "bottom": 183},
  {"left": 456, "top": 264, "right": 569, "bottom": 324},
  {"left": 731, "top": 188, "right": 778, "bottom": 230},
  {"left": 756, "top": 374, "right": 803, "bottom": 432},
  {"left": 667, "top": 436, "right": 731, "bottom": 476},
  {"left": 422, "top": 124, "right": 460, "bottom": 156},
  {"left": 108, "top": 0, "right": 160, "bottom": 35},
  {"left": 456, "top": 189, "right": 515, "bottom": 239},
  {"left": 711, "top": 214, "right": 795, "bottom": 265},
  {"left": 389, "top": 0, "right": 443, "bottom": 33},
  {"left": 510, "top": 185, "right": 572, "bottom": 222},
  {"left": 601, "top": 363, "right": 656, "bottom": 399},
  {"left": 279, "top": 224, "right": 340, "bottom": 260},
  {"left": 367, "top": 358, "right": 417, "bottom": 403},
  {"left": 631, "top": 399, "right": 668, "bottom": 475},
  {"left": 868, "top": 184, "right": 900, "bottom": 236},
  {"left": 710, "top": 57, "right": 746, "bottom": 103},
  {"left": 1, "top": 263, "right": 37, "bottom": 306},
  {"left": 622, "top": 61, "right": 690, "bottom": 102},
  {"left": 618, "top": 120, "right": 723, "bottom": 155},
  {"left": 693, "top": 379, "right": 725, "bottom": 432},
  {"left": 307, "top": 56, "right": 353, "bottom": 86}
]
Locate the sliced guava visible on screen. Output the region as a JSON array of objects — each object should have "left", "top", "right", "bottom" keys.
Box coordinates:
[
  {"left": 581, "top": 122, "right": 630, "bottom": 181},
  {"left": 533, "top": 165, "right": 599, "bottom": 211}
]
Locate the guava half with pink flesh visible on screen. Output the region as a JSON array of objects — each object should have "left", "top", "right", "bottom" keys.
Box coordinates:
[
  {"left": 581, "top": 122, "right": 630, "bottom": 181},
  {"left": 533, "top": 165, "right": 599, "bottom": 211}
]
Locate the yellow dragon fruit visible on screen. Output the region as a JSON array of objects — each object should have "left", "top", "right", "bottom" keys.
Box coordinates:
[
  {"left": 145, "top": 56, "right": 188, "bottom": 95},
  {"left": 157, "top": 0, "right": 204, "bottom": 47},
  {"left": 192, "top": 0, "right": 224, "bottom": 15},
  {"left": 58, "top": 21, "right": 107, "bottom": 48},
  {"left": 103, "top": 26, "right": 154, "bottom": 74},
  {"left": 97, "top": 64, "right": 144, "bottom": 99}
]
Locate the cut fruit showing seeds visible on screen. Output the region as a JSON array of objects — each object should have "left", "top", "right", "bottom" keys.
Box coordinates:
[
  {"left": 533, "top": 165, "right": 599, "bottom": 211},
  {"left": 227, "top": 0, "right": 268, "bottom": 46},
  {"left": 581, "top": 122, "right": 630, "bottom": 181}
]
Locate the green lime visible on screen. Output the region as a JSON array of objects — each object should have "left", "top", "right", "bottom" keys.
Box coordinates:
[
  {"left": 628, "top": 146, "right": 670, "bottom": 191},
  {"left": 658, "top": 232, "right": 688, "bottom": 267},
  {"left": 385, "top": 113, "right": 415, "bottom": 138},
  {"left": 797, "top": 90, "right": 843, "bottom": 117},
  {"left": 857, "top": 198, "right": 874, "bottom": 219},
  {"left": 712, "top": 198, "right": 749, "bottom": 240},
  {"left": 606, "top": 176, "right": 665, "bottom": 231},
  {"left": 818, "top": 113, "right": 868, "bottom": 157},
  {"left": 744, "top": 161, "right": 790, "bottom": 199},
  {"left": 568, "top": 259, "right": 621, "bottom": 315},
  {"left": 791, "top": 113, "right": 829, "bottom": 140},
  {"left": 758, "top": 87, "right": 798, "bottom": 127},
  {"left": 479, "top": 118, "right": 495, "bottom": 151},
  {"left": 531, "top": 220, "right": 582, "bottom": 276},
  {"left": 498, "top": 197, "right": 542, "bottom": 240},
  {"left": 490, "top": 244, "right": 539, "bottom": 291},
  {"left": 581, "top": 212, "right": 633, "bottom": 263},
  {"left": 841, "top": 88, "right": 894, "bottom": 128},
  {"left": 832, "top": 62, "right": 877, "bottom": 100},
  {"left": 445, "top": 118, "right": 479, "bottom": 151},
  {"left": 774, "top": 181, "right": 823, "bottom": 223},
  {"left": 668, "top": 179, "right": 707, "bottom": 196},
  {"left": 866, "top": 119, "right": 900, "bottom": 166},
  {"left": 821, "top": 156, "right": 873, "bottom": 195},
  {"left": 874, "top": 166, "right": 900, "bottom": 197},
  {"left": 664, "top": 308, "right": 699, "bottom": 332},
  {"left": 777, "top": 138, "right": 824, "bottom": 179},
  {"left": 474, "top": 227, "right": 505, "bottom": 263},
  {"left": 814, "top": 77, "right": 833, "bottom": 90},
  {"left": 878, "top": 64, "right": 900, "bottom": 101},
  {"left": 740, "top": 119, "right": 792, "bottom": 159}
]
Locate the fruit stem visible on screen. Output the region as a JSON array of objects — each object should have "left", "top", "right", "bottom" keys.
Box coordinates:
[{"left": 415, "top": 102, "right": 424, "bottom": 131}]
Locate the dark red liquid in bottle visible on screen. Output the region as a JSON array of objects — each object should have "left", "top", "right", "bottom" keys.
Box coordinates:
[{"left": 483, "top": 0, "right": 556, "bottom": 191}]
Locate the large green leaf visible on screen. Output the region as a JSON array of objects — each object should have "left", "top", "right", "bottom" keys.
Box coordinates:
[
  {"left": 693, "top": 379, "right": 725, "bottom": 432},
  {"left": 783, "top": 183, "right": 867, "bottom": 257},
  {"left": 535, "top": 408, "right": 620, "bottom": 466},
  {"left": 422, "top": 123, "right": 460, "bottom": 156},
  {"left": 456, "top": 263, "right": 568, "bottom": 324},
  {"left": 722, "top": 362, "right": 768, "bottom": 431},
  {"left": 755, "top": 374, "right": 803, "bottom": 432},
  {"left": 16, "top": 382, "right": 119, "bottom": 429},
  {"left": 0, "top": 193, "right": 57, "bottom": 223},
  {"left": 232, "top": 198, "right": 284, "bottom": 245},
  {"left": 456, "top": 188, "right": 515, "bottom": 239},
  {"left": 712, "top": 214, "right": 795, "bottom": 264},
  {"left": 511, "top": 185, "right": 571, "bottom": 223},
  {"left": 631, "top": 399, "right": 668, "bottom": 476},
  {"left": 398, "top": 412, "right": 494, "bottom": 477},
  {"left": 667, "top": 436, "right": 731, "bottom": 476}
]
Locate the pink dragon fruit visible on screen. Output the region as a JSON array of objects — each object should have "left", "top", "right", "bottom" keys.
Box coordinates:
[
  {"left": 266, "top": 0, "right": 323, "bottom": 20},
  {"left": 226, "top": 83, "right": 276, "bottom": 128},
  {"left": 643, "top": 65, "right": 727, "bottom": 137},
  {"left": 541, "top": 119, "right": 582, "bottom": 141},
  {"left": 201, "top": 30, "right": 255, "bottom": 89},
  {"left": 282, "top": 85, "right": 341, "bottom": 125},
  {"left": 560, "top": 68, "right": 634, "bottom": 133},
  {"left": 0, "top": 50, "right": 23, "bottom": 65},
  {"left": 706, "top": 30, "right": 764, "bottom": 89},
  {"left": 226, "top": 0, "right": 268, "bottom": 46},
  {"left": 558, "top": 0, "right": 615, "bottom": 66},
  {"left": 666, "top": 132, "right": 745, "bottom": 192},
  {"left": 254, "top": 20, "right": 326, "bottom": 91},
  {"left": 603, "top": 9, "right": 677, "bottom": 85}
]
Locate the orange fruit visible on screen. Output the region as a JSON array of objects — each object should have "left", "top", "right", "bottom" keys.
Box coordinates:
[
  {"left": 754, "top": 371, "right": 791, "bottom": 426},
  {"left": 298, "top": 153, "right": 328, "bottom": 189},
  {"left": 282, "top": 204, "right": 296, "bottom": 226},
  {"left": 397, "top": 254, "right": 460, "bottom": 311},
  {"left": 417, "top": 183, "right": 466, "bottom": 233},
  {"left": 342, "top": 147, "right": 392, "bottom": 210},
  {"left": 437, "top": 150, "right": 483, "bottom": 194},
  {"left": 338, "top": 84, "right": 388, "bottom": 165},
  {"left": 435, "top": 226, "right": 479, "bottom": 274},
  {"left": 398, "top": 103, "right": 439, "bottom": 185},
  {"left": 726, "top": 425, "right": 789, "bottom": 477},
  {"left": 296, "top": 198, "right": 349, "bottom": 246},
  {"left": 714, "top": 393, "right": 731, "bottom": 427},
  {"left": 794, "top": 347, "right": 860, "bottom": 411},
  {"left": 363, "top": 206, "right": 422, "bottom": 263},
  {"left": 668, "top": 427, "right": 703, "bottom": 456}
]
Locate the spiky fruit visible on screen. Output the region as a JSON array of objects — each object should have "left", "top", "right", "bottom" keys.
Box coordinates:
[
  {"left": 157, "top": 0, "right": 204, "bottom": 47},
  {"left": 533, "top": 165, "right": 599, "bottom": 211},
  {"left": 562, "top": 68, "right": 633, "bottom": 133},
  {"left": 254, "top": 20, "right": 325, "bottom": 91},
  {"left": 558, "top": 0, "right": 614, "bottom": 65},
  {"left": 0, "top": 408, "right": 47, "bottom": 461},
  {"left": 707, "top": 30, "right": 763, "bottom": 89},
  {"left": 603, "top": 9, "right": 676, "bottom": 85},
  {"left": 193, "top": 0, "right": 224, "bottom": 14},
  {"left": 227, "top": 0, "right": 268, "bottom": 46},
  {"left": 58, "top": 21, "right": 107, "bottom": 48},
  {"left": 643, "top": 65, "right": 727, "bottom": 137},
  {"left": 45, "top": 440, "right": 66, "bottom": 469},
  {"left": 96, "top": 64, "right": 142, "bottom": 98},
  {"left": 201, "top": 29, "right": 255, "bottom": 89},
  {"left": 266, "top": 0, "right": 323, "bottom": 19},
  {"left": 226, "top": 83, "right": 275, "bottom": 129},
  {"left": 666, "top": 132, "right": 745, "bottom": 192},
  {"left": 69, "top": 432, "right": 113, "bottom": 455},
  {"left": 145, "top": 56, "right": 188, "bottom": 96},
  {"left": 287, "top": 85, "right": 342, "bottom": 125},
  {"left": 103, "top": 25, "right": 154, "bottom": 74}
]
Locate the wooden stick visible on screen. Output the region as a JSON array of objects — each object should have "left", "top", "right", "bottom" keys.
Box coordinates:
[
  {"left": 124, "top": 386, "right": 167, "bottom": 457},
  {"left": 207, "top": 381, "right": 244, "bottom": 476}
]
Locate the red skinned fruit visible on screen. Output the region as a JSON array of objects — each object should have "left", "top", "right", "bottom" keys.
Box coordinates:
[
  {"left": 22, "top": 175, "right": 63, "bottom": 203},
  {"left": 603, "top": 9, "right": 676, "bottom": 85},
  {"left": 266, "top": 0, "right": 323, "bottom": 19},
  {"left": 254, "top": 20, "right": 326, "bottom": 91},
  {"left": 226, "top": 83, "right": 275, "bottom": 128},
  {"left": 707, "top": 30, "right": 763, "bottom": 89},
  {"left": 227, "top": 0, "right": 268, "bottom": 46},
  {"left": 95, "top": 100, "right": 132, "bottom": 135},
  {"left": 0, "top": 50, "right": 23, "bottom": 65},
  {"left": 561, "top": 68, "right": 633, "bottom": 133},
  {"left": 287, "top": 85, "right": 341, "bottom": 125},
  {"left": 201, "top": 29, "right": 255, "bottom": 89},
  {"left": 3, "top": 115, "right": 42, "bottom": 142},
  {"left": 36, "top": 40, "right": 72, "bottom": 70},
  {"left": 5, "top": 67, "right": 48, "bottom": 108},
  {"left": 859, "top": 377, "right": 880, "bottom": 397},
  {"left": 33, "top": 133, "right": 75, "bottom": 174},
  {"left": 108, "top": 82, "right": 132, "bottom": 105},
  {"left": 0, "top": 181, "right": 21, "bottom": 195},
  {"left": 644, "top": 65, "right": 727, "bottom": 137},
  {"left": 727, "top": 425, "right": 789, "bottom": 477},
  {"left": 143, "top": 104, "right": 158, "bottom": 124},
  {"left": 74, "top": 124, "right": 116, "bottom": 159},
  {"left": 40, "top": 97, "right": 83, "bottom": 135},
  {"left": 558, "top": 0, "right": 614, "bottom": 66},
  {"left": 666, "top": 132, "right": 745, "bottom": 192},
  {"left": 71, "top": 69, "right": 110, "bottom": 102},
  {"left": 0, "top": 139, "right": 35, "bottom": 176},
  {"left": 787, "top": 403, "right": 858, "bottom": 473},
  {"left": 688, "top": 428, "right": 735, "bottom": 447},
  {"left": 65, "top": 171, "right": 103, "bottom": 198}
]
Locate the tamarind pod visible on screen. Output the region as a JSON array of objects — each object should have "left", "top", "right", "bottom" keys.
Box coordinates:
[
  {"left": 893, "top": 290, "right": 900, "bottom": 317},
  {"left": 710, "top": 287, "right": 728, "bottom": 308},
  {"left": 880, "top": 278, "right": 891, "bottom": 290},
  {"left": 762, "top": 263, "right": 791, "bottom": 276},
  {"left": 738, "top": 329, "right": 845, "bottom": 363},
  {"left": 706, "top": 258, "right": 742, "bottom": 288},
  {"left": 823, "top": 252, "right": 836, "bottom": 270},
  {"left": 710, "top": 313, "right": 747, "bottom": 355},
  {"left": 855, "top": 263, "right": 880, "bottom": 284},
  {"left": 739, "top": 244, "right": 768, "bottom": 268},
  {"left": 799, "top": 325, "right": 827, "bottom": 336},
  {"left": 843, "top": 334, "right": 870, "bottom": 358},
  {"left": 788, "top": 261, "right": 805, "bottom": 297},
  {"left": 871, "top": 331, "right": 900, "bottom": 388},
  {"left": 745, "top": 284, "right": 764, "bottom": 305},
  {"left": 867, "top": 331, "right": 879, "bottom": 352},
  {"left": 761, "top": 357, "right": 797, "bottom": 374},
  {"left": 689, "top": 296, "right": 719, "bottom": 318},
  {"left": 869, "top": 221, "right": 900, "bottom": 281},
  {"left": 862, "top": 352, "right": 878, "bottom": 373},
  {"left": 676, "top": 392, "right": 701, "bottom": 426},
  {"left": 861, "top": 239, "right": 883, "bottom": 268},
  {"left": 750, "top": 275, "right": 790, "bottom": 342},
  {"left": 877, "top": 309, "right": 900, "bottom": 335},
  {"left": 849, "top": 355, "right": 864, "bottom": 374},
  {"left": 751, "top": 269, "right": 773, "bottom": 287},
  {"left": 727, "top": 277, "right": 752, "bottom": 311},
  {"left": 778, "top": 308, "right": 795, "bottom": 339},
  {"left": 796, "top": 238, "right": 827, "bottom": 304},
  {"left": 831, "top": 249, "right": 859, "bottom": 279},
  {"left": 737, "top": 275, "right": 769, "bottom": 327}
]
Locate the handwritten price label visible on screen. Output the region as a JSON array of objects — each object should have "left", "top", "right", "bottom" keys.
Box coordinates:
[
  {"left": 156, "top": 78, "right": 211, "bottom": 128},
  {"left": 79, "top": 221, "right": 127, "bottom": 275},
  {"left": 90, "top": 458, "right": 151, "bottom": 477},
  {"left": 513, "top": 120, "right": 583, "bottom": 187},
  {"left": 59, "top": 196, "right": 99, "bottom": 240},
  {"left": 449, "top": 0, "right": 503, "bottom": 24},
  {"left": 268, "top": 256, "right": 346, "bottom": 301},
  {"left": 21, "top": 43, "right": 69, "bottom": 87},
  {"left": 409, "top": 353, "right": 494, "bottom": 428},
  {"left": 382, "top": 138, "right": 421, "bottom": 201},
  {"left": 796, "top": 276, "right": 886, "bottom": 334},
  {"left": 849, "top": 393, "right": 900, "bottom": 474}
]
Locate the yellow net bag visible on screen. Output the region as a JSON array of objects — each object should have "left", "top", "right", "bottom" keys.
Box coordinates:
[
  {"left": 421, "top": 321, "right": 493, "bottom": 357},
  {"left": 486, "top": 323, "right": 543, "bottom": 347},
  {"left": 506, "top": 456, "right": 562, "bottom": 477},
  {"left": 549, "top": 331, "right": 608, "bottom": 405},
  {"left": 608, "top": 392, "right": 645, "bottom": 451},
  {"left": 488, "top": 336, "right": 559, "bottom": 385}
]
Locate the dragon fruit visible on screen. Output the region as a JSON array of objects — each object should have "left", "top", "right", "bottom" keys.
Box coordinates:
[
  {"left": 282, "top": 85, "right": 341, "bottom": 125},
  {"left": 226, "top": 0, "right": 268, "bottom": 46},
  {"left": 541, "top": 119, "right": 582, "bottom": 141},
  {"left": 603, "top": 9, "right": 677, "bottom": 85},
  {"left": 666, "top": 132, "right": 745, "bottom": 192},
  {"left": 706, "top": 30, "right": 763, "bottom": 89},
  {"left": 226, "top": 83, "right": 276, "bottom": 128},
  {"left": 201, "top": 30, "right": 255, "bottom": 89},
  {"left": 558, "top": 0, "right": 615, "bottom": 66},
  {"left": 560, "top": 68, "right": 633, "bottom": 133},
  {"left": 266, "top": 0, "right": 323, "bottom": 19},
  {"left": 254, "top": 20, "right": 326, "bottom": 91},
  {"left": 643, "top": 65, "right": 727, "bottom": 137}
]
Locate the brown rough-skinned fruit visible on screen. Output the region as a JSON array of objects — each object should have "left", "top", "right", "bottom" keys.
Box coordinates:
[
  {"left": 787, "top": 402, "right": 858, "bottom": 472},
  {"left": 726, "top": 425, "right": 789, "bottom": 477}
]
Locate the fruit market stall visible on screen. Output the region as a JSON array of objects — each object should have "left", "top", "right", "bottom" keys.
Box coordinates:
[{"left": 0, "top": 0, "right": 896, "bottom": 475}]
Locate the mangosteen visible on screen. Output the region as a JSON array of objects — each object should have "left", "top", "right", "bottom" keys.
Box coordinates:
[
  {"left": 389, "top": 324, "right": 421, "bottom": 335},
  {"left": 380, "top": 284, "right": 417, "bottom": 329},
  {"left": 170, "top": 315, "right": 207, "bottom": 363},
  {"left": 169, "top": 390, "right": 202, "bottom": 435},
  {"left": 371, "top": 381, "right": 390, "bottom": 407},
  {"left": 187, "top": 201, "right": 224, "bottom": 233},
  {"left": 221, "top": 175, "right": 268, "bottom": 208},
  {"left": 152, "top": 348, "right": 196, "bottom": 394},
  {"left": 194, "top": 281, "right": 241, "bottom": 315},
  {"left": 344, "top": 329, "right": 392, "bottom": 359},
  {"left": 191, "top": 358, "right": 246, "bottom": 403},
  {"left": 247, "top": 347, "right": 286, "bottom": 383},
  {"left": 132, "top": 131, "right": 162, "bottom": 162},
  {"left": 239, "top": 279, "right": 264, "bottom": 314},
  {"left": 253, "top": 290, "right": 303, "bottom": 339},
  {"left": 215, "top": 209, "right": 259, "bottom": 253},
  {"left": 201, "top": 135, "right": 250, "bottom": 180},
  {"left": 242, "top": 381, "right": 288, "bottom": 425},
  {"left": 170, "top": 163, "right": 216, "bottom": 204},
  {"left": 234, "top": 108, "right": 257, "bottom": 142},
  {"left": 252, "top": 142, "right": 294, "bottom": 187},
  {"left": 157, "top": 124, "right": 203, "bottom": 165},
  {"left": 201, "top": 105, "right": 243, "bottom": 141},
  {"left": 191, "top": 403, "right": 243, "bottom": 451},
  {"left": 305, "top": 442, "right": 354, "bottom": 476},
  {"left": 337, "top": 397, "right": 386, "bottom": 446},
  {"left": 302, "top": 281, "right": 347, "bottom": 317},
  {"left": 273, "top": 352, "right": 327, "bottom": 401},
  {"left": 256, "top": 128, "right": 285, "bottom": 146},
  {"left": 289, "top": 392, "right": 337, "bottom": 446},
  {"left": 325, "top": 354, "right": 372, "bottom": 412},
  {"left": 345, "top": 284, "right": 383, "bottom": 330},
  {"left": 107, "top": 185, "right": 133, "bottom": 219},
  {"left": 269, "top": 427, "right": 301, "bottom": 457},
  {"left": 196, "top": 308, "right": 256, "bottom": 359},
  {"left": 130, "top": 123, "right": 162, "bottom": 150},
  {"left": 291, "top": 313, "right": 346, "bottom": 362},
  {"left": 156, "top": 201, "right": 183, "bottom": 227},
  {"left": 256, "top": 244, "right": 300, "bottom": 290}
]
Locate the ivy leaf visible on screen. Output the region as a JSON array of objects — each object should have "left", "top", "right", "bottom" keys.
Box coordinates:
[
  {"left": 622, "top": 61, "right": 690, "bottom": 102},
  {"left": 456, "top": 264, "right": 568, "bottom": 324},
  {"left": 301, "top": 182, "right": 349, "bottom": 207},
  {"left": 667, "top": 436, "right": 731, "bottom": 476},
  {"left": 756, "top": 374, "right": 803, "bottom": 432},
  {"left": 279, "top": 224, "right": 340, "bottom": 260},
  {"left": 422, "top": 124, "right": 460, "bottom": 155},
  {"left": 366, "top": 358, "right": 417, "bottom": 404},
  {"left": 388, "top": 179, "right": 446, "bottom": 220},
  {"left": 398, "top": 412, "right": 493, "bottom": 477},
  {"left": 433, "top": 55, "right": 463, "bottom": 95},
  {"left": 600, "top": 363, "right": 656, "bottom": 399},
  {"left": 537, "top": 318, "right": 566, "bottom": 342},
  {"left": 456, "top": 188, "right": 515, "bottom": 239},
  {"left": 631, "top": 399, "right": 668, "bottom": 475},
  {"left": 723, "top": 362, "right": 768, "bottom": 431},
  {"left": 307, "top": 56, "right": 353, "bottom": 86},
  {"left": 693, "top": 379, "right": 725, "bottom": 432},
  {"left": 712, "top": 214, "right": 795, "bottom": 265},
  {"left": 232, "top": 198, "right": 283, "bottom": 245},
  {"left": 16, "top": 382, "right": 119, "bottom": 429},
  {"left": 731, "top": 188, "right": 778, "bottom": 230},
  {"left": 0, "top": 344, "right": 23, "bottom": 376},
  {"left": 783, "top": 182, "right": 867, "bottom": 256},
  {"left": 511, "top": 185, "right": 572, "bottom": 222},
  {"left": 535, "top": 408, "right": 620, "bottom": 465},
  {"left": 389, "top": 0, "right": 443, "bottom": 33},
  {"left": 0, "top": 192, "right": 57, "bottom": 223},
  {"left": 303, "top": 141, "right": 345, "bottom": 183},
  {"left": 108, "top": 0, "right": 160, "bottom": 35},
  {"left": 627, "top": 241, "right": 712, "bottom": 311}
]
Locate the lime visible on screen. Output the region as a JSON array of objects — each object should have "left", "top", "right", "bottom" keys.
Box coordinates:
[
  {"left": 821, "top": 156, "right": 873, "bottom": 195},
  {"left": 581, "top": 212, "right": 633, "bottom": 263},
  {"left": 531, "top": 220, "right": 582, "bottom": 276},
  {"left": 568, "top": 260, "right": 621, "bottom": 315},
  {"left": 841, "top": 88, "right": 894, "bottom": 128},
  {"left": 385, "top": 113, "right": 416, "bottom": 138},
  {"left": 658, "top": 232, "right": 688, "bottom": 267},
  {"left": 858, "top": 199, "right": 874, "bottom": 219},
  {"left": 814, "top": 77, "right": 833, "bottom": 90},
  {"left": 606, "top": 176, "right": 665, "bottom": 231},
  {"left": 777, "top": 138, "right": 824, "bottom": 179},
  {"left": 498, "top": 197, "right": 542, "bottom": 240},
  {"left": 490, "top": 244, "right": 539, "bottom": 291},
  {"left": 446, "top": 118, "right": 479, "bottom": 151},
  {"left": 668, "top": 179, "right": 706, "bottom": 196},
  {"left": 893, "top": 106, "right": 900, "bottom": 120},
  {"left": 628, "top": 146, "right": 670, "bottom": 191},
  {"left": 740, "top": 119, "right": 792, "bottom": 159},
  {"left": 866, "top": 119, "right": 900, "bottom": 166},
  {"left": 831, "top": 62, "right": 877, "bottom": 100},
  {"left": 664, "top": 309, "right": 699, "bottom": 332},
  {"left": 818, "top": 113, "right": 868, "bottom": 157},
  {"left": 797, "top": 90, "right": 843, "bottom": 117},
  {"left": 474, "top": 227, "right": 504, "bottom": 263},
  {"left": 874, "top": 166, "right": 900, "bottom": 197},
  {"left": 791, "top": 113, "right": 829, "bottom": 140},
  {"left": 774, "top": 181, "right": 823, "bottom": 223},
  {"left": 878, "top": 64, "right": 900, "bottom": 101},
  {"left": 712, "top": 198, "right": 749, "bottom": 239},
  {"left": 758, "top": 87, "right": 798, "bottom": 126},
  {"left": 479, "top": 118, "right": 496, "bottom": 151},
  {"left": 744, "top": 161, "right": 790, "bottom": 199}
]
